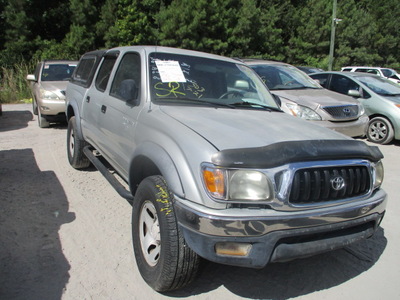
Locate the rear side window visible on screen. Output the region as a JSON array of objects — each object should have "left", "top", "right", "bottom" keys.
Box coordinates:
[
  {"left": 95, "top": 55, "right": 118, "bottom": 92},
  {"left": 310, "top": 73, "right": 329, "bottom": 88},
  {"left": 342, "top": 68, "right": 352, "bottom": 72}
]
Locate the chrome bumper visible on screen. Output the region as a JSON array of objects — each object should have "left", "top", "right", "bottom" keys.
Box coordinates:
[{"left": 174, "top": 189, "right": 387, "bottom": 268}]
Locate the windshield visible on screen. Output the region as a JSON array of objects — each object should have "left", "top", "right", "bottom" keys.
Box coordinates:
[
  {"left": 41, "top": 63, "right": 77, "bottom": 81},
  {"left": 149, "top": 53, "right": 279, "bottom": 109},
  {"left": 356, "top": 75, "right": 400, "bottom": 96},
  {"left": 250, "top": 64, "right": 322, "bottom": 90}
]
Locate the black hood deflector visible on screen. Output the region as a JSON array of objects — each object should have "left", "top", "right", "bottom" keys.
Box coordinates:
[{"left": 212, "top": 139, "right": 383, "bottom": 168}]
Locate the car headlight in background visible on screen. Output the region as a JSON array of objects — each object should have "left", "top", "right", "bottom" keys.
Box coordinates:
[
  {"left": 359, "top": 104, "right": 365, "bottom": 115},
  {"left": 202, "top": 165, "right": 273, "bottom": 201},
  {"left": 373, "top": 160, "right": 384, "bottom": 189},
  {"left": 285, "top": 102, "right": 322, "bottom": 120},
  {"left": 39, "top": 88, "right": 62, "bottom": 100}
]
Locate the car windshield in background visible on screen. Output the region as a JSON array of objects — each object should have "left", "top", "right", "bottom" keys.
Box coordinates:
[
  {"left": 356, "top": 75, "right": 400, "bottom": 96},
  {"left": 250, "top": 64, "right": 322, "bottom": 90},
  {"left": 149, "top": 53, "right": 279, "bottom": 110},
  {"left": 41, "top": 63, "right": 77, "bottom": 81}
]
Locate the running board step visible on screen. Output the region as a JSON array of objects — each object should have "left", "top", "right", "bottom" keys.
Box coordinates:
[{"left": 83, "top": 146, "right": 134, "bottom": 202}]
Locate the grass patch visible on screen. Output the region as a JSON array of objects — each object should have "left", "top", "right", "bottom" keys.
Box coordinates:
[{"left": 0, "top": 62, "right": 34, "bottom": 104}]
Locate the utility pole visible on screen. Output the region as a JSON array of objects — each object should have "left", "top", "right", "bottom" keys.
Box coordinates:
[{"left": 328, "top": 0, "right": 337, "bottom": 71}]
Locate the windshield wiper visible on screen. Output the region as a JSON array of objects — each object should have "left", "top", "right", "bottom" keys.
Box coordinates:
[
  {"left": 154, "top": 97, "right": 236, "bottom": 108},
  {"left": 378, "top": 93, "right": 400, "bottom": 97},
  {"left": 230, "top": 101, "right": 282, "bottom": 111}
]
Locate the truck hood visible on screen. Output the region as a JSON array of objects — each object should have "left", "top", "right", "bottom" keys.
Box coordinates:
[
  {"left": 273, "top": 88, "right": 358, "bottom": 110},
  {"left": 160, "top": 106, "right": 349, "bottom": 150}
]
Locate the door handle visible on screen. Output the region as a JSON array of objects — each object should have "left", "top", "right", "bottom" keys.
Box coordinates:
[
  {"left": 101, "top": 105, "right": 107, "bottom": 113},
  {"left": 86, "top": 96, "right": 90, "bottom": 103}
]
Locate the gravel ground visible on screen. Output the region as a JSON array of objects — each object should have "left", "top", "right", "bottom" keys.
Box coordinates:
[{"left": 0, "top": 103, "right": 399, "bottom": 300}]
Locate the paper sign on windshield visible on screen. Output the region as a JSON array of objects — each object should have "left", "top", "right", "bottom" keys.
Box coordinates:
[{"left": 155, "top": 61, "right": 186, "bottom": 83}]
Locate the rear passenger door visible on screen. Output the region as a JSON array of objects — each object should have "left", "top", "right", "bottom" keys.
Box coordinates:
[
  {"left": 97, "top": 51, "right": 143, "bottom": 177},
  {"left": 83, "top": 52, "right": 118, "bottom": 149}
]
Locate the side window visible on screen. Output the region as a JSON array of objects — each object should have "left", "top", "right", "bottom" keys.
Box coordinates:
[
  {"left": 310, "top": 73, "right": 329, "bottom": 88},
  {"left": 330, "top": 74, "right": 360, "bottom": 95},
  {"left": 342, "top": 68, "right": 352, "bottom": 72},
  {"left": 73, "top": 57, "right": 96, "bottom": 85},
  {"left": 110, "top": 53, "right": 141, "bottom": 102},
  {"left": 95, "top": 55, "right": 118, "bottom": 92}
]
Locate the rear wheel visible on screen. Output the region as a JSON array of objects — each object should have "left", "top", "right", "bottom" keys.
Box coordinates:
[
  {"left": 67, "top": 116, "right": 90, "bottom": 169},
  {"left": 367, "top": 116, "right": 394, "bottom": 144},
  {"left": 132, "top": 175, "right": 200, "bottom": 292}
]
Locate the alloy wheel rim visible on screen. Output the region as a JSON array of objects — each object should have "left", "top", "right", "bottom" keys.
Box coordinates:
[
  {"left": 139, "top": 201, "right": 161, "bottom": 267},
  {"left": 369, "top": 121, "right": 387, "bottom": 142}
]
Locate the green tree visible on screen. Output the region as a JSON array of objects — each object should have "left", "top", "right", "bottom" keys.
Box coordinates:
[{"left": 102, "top": 0, "right": 166, "bottom": 47}]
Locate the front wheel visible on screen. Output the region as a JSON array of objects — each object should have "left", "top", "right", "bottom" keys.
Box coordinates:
[
  {"left": 366, "top": 116, "right": 394, "bottom": 144},
  {"left": 38, "top": 109, "right": 50, "bottom": 128},
  {"left": 67, "top": 116, "right": 90, "bottom": 169},
  {"left": 132, "top": 176, "right": 200, "bottom": 292}
]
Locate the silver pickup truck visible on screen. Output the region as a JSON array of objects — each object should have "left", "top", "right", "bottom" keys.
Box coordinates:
[{"left": 65, "top": 46, "right": 387, "bottom": 292}]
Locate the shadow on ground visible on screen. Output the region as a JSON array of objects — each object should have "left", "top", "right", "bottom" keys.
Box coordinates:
[
  {"left": 0, "top": 110, "right": 33, "bottom": 132},
  {"left": 0, "top": 148, "right": 75, "bottom": 300}
]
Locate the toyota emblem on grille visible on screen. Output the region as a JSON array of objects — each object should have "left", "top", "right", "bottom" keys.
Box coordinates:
[
  {"left": 331, "top": 176, "right": 345, "bottom": 191},
  {"left": 343, "top": 108, "right": 351, "bottom": 115}
]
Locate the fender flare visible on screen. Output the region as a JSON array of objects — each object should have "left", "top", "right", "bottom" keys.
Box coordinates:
[
  {"left": 129, "top": 141, "right": 185, "bottom": 198},
  {"left": 66, "top": 102, "right": 85, "bottom": 140}
]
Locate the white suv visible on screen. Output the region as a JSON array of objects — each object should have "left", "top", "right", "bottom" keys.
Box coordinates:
[{"left": 341, "top": 66, "right": 400, "bottom": 84}]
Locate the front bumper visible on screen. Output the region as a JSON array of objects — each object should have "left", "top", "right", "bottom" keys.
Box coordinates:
[
  {"left": 311, "top": 114, "right": 369, "bottom": 138},
  {"left": 38, "top": 98, "right": 66, "bottom": 116},
  {"left": 175, "top": 188, "right": 386, "bottom": 268}
]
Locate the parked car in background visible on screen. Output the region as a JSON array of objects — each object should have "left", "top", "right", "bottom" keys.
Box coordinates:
[
  {"left": 341, "top": 66, "right": 400, "bottom": 84},
  {"left": 245, "top": 59, "right": 368, "bottom": 137},
  {"left": 310, "top": 71, "right": 400, "bottom": 144},
  {"left": 295, "top": 66, "right": 325, "bottom": 74},
  {"left": 27, "top": 60, "right": 78, "bottom": 127}
]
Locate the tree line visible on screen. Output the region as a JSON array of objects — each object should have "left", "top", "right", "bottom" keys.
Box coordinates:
[{"left": 0, "top": 0, "right": 399, "bottom": 102}]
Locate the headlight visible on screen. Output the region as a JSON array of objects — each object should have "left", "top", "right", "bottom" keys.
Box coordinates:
[
  {"left": 373, "top": 160, "right": 384, "bottom": 189},
  {"left": 40, "top": 88, "right": 61, "bottom": 100},
  {"left": 285, "top": 103, "right": 322, "bottom": 120},
  {"left": 201, "top": 165, "right": 273, "bottom": 201},
  {"left": 359, "top": 104, "right": 365, "bottom": 116}
]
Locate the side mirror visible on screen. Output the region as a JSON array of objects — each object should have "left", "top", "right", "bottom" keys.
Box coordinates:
[
  {"left": 26, "top": 74, "right": 36, "bottom": 81},
  {"left": 272, "top": 93, "right": 281, "bottom": 107},
  {"left": 348, "top": 89, "right": 361, "bottom": 98},
  {"left": 120, "top": 79, "right": 139, "bottom": 106}
]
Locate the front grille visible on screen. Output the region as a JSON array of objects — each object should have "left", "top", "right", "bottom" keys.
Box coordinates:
[
  {"left": 323, "top": 105, "right": 359, "bottom": 119},
  {"left": 289, "top": 166, "right": 370, "bottom": 204}
]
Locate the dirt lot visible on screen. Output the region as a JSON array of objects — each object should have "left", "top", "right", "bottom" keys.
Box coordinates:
[{"left": 1, "top": 103, "right": 399, "bottom": 300}]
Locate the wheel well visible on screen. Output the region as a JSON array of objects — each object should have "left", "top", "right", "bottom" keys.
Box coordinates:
[
  {"left": 66, "top": 105, "right": 75, "bottom": 121},
  {"left": 368, "top": 114, "right": 394, "bottom": 128},
  {"left": 129, "top": 155, "right": 162, "bottom": 196}
]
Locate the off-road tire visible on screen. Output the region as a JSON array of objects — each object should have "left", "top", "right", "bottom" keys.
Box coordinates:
[
  {"left": 67, "top": 116, "right": 90, "bottom": 169},
  {"left": 367, "top": 116, "right": 394, "bottom": 145},
  {"left": 132, "top": 175, "right": 200, "bottom": 292}
]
